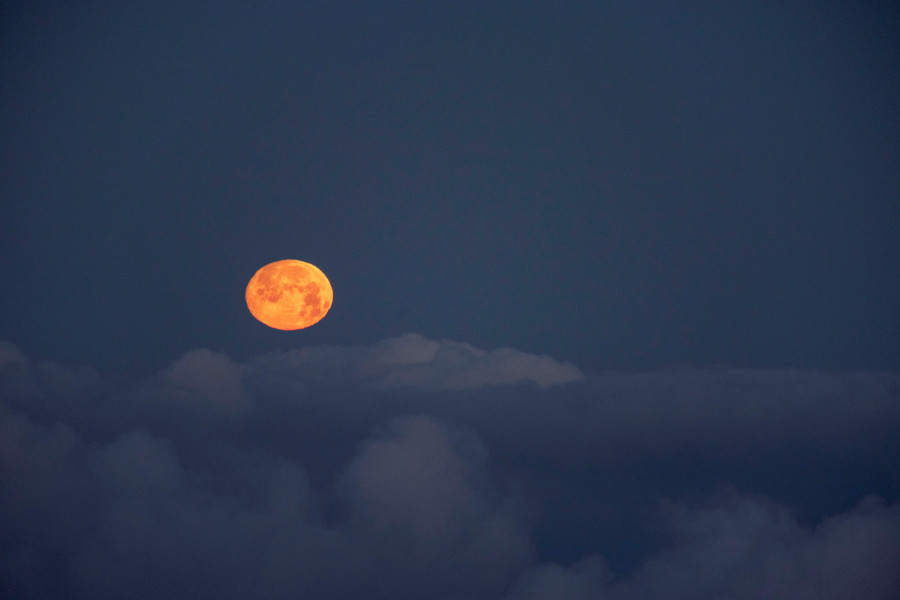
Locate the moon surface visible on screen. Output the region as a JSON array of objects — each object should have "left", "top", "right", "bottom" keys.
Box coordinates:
[{"left": 245, "top": 260, "right": 333, "bottom": 330}]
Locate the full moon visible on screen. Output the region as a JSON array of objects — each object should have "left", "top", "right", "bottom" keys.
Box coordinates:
[{"left": 245, "top": 260, "right": 333, "bottom": 330}]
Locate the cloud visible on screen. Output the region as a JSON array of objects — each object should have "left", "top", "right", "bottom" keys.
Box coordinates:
[
  {"left": 0, "top": 340, "right": 29, "bottom": 371},
  {"left": 505, "top": 492, "right": 900, "bottom": 600},
  {"left": 158, "top": 348, "right": 250, "bottom": 417},
  {"left": 337, "top": 415, "right": 533, "bottom": 598},
  {"left": 248, "top": 332, "right": 584, "bottom": 391},
  {"left": 1, "top": 336, "right": 898, "bottom": 599},
  {"left": 503, "top": 554, "right": 613, "bottom": 600},
  {"left": 68, "top": 427, "right": 335, "bottom": 600},
  {"left": 340, "top": 415, "right": 495, "bottom": 539},
  {"left": 343, "top": 416, "right": 531, "bottom": 556}
]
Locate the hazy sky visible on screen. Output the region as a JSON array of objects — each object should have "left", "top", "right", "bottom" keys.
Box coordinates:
[{"left": 1, "top": 2, "right": 899, "bottom": 599}]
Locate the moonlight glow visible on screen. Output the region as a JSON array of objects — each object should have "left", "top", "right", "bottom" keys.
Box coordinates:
[{"left": 245, "top": 260, "right": 333, "bottom": 330}]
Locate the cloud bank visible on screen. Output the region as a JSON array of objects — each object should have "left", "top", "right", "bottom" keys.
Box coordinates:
[{"left": 1, "top": 335, "right": 898, "bottom": 599}]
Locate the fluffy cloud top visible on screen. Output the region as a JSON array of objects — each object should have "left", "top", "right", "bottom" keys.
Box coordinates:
[
  {"left": 158, "top": 348, "right": 250, "bottom": 416},
  {"left": 249, "top": 332, "right": 584, "bottom": 391}
]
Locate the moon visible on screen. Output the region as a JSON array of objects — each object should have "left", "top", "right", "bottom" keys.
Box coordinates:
[{"left": 245, "top": 260, "right": 333, "bottom": 330}]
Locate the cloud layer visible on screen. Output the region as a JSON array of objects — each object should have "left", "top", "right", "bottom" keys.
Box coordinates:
[
  {"left": 1, "top": 335, "right": 898, "bottom": 599},
  {"left": 249, "top": 332, "right": 584, "bottom": 390}
]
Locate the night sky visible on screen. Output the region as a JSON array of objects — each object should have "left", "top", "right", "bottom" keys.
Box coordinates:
[{"left": 2, "top": 2, "right": 899, "bottom": 599}]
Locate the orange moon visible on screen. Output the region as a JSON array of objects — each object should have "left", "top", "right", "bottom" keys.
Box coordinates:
[{"left": 245, "top": 260, "right": 333, "bottom": 330}]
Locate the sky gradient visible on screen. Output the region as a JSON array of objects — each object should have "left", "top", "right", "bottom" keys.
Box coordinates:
[{"left": 1, "top": 1, "right": 899, "bottom": 599}]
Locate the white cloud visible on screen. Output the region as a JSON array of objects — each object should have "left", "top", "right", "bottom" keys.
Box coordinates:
[{"left": 249, "top": 332, "right": 584, "bottom": 392}]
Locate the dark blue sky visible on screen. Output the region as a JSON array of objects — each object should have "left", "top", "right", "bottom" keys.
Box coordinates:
[{"left": 2, "top": 0, "right": 898, "bottom": 374}]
